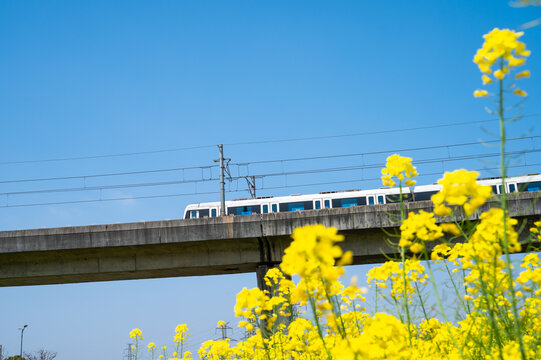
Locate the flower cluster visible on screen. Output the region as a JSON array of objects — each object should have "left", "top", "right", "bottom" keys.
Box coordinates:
[
  {"left": 399, "top": 210, "right": 443, "bottom": 253},
  {"left": 381, "top": 154, "right": 418, "bottom": 187},
  {"left": 129, "top": 325, "right": 193, "bottom": 360},
  {"left": 281, "top": 224, "right": 350, "bottom": 282},
  {"left": 130, "top": 212, "right": 541, "bottom": 360},
  {"left": 530, "top": 220, "right": 541, "bottom": 241},
  {"left": 130, "top": 328, "right": 143, "bottom": 340},
  {"left": 430, "top": 169, "right": 492, "bottom": 216},
  {"left": 473, "top": 28, "right": 530, "bottom": 97},
  {"left": 129, "top": 25, "right": 538, "bottom": 359},
  {"left": 463, "top": 208, "right": 521, "bottom": 262}
]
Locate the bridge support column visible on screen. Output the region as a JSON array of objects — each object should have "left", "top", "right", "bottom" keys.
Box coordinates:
[{"left": 256, "top": 264, "right": 273, "bottom": 292}]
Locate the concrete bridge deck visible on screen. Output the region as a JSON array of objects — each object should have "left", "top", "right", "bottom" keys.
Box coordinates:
[{"left": 1, "top": 191, "right": 540, "bottom": 287}]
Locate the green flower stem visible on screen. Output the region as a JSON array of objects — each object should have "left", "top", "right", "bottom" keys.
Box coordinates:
[
  {"left": 374, "top": 284, "right": 378, "bottom": 314},
  {"left": 425, "top": 256, "right": 465, "bottom": 360},
  {"left": 399, "top": 183, "right": 413, "bottom": 346},
  {"left": 308, "top": 295, "right": 332, "bottom": 360},
  {"left": 414, "top": 280, "right": 429, "bottom": 322},
  {"left": 498, "top": 59, "right": 527, "bottom": 360},
  {"left": 443, "top": 260, "right": 470, "bottom": 316}
]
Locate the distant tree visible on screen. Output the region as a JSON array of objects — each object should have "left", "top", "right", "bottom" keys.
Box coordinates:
[
  {"left": 5, "top": 356, "right": 25, "bottom": 360},
  {"left": 23, "top": 350, "right": 57, "bottom": 360}
]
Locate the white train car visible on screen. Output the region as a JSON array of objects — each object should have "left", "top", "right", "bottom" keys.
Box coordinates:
[{"left": 183, "top": 174, "right": 541, "bottom": 219}]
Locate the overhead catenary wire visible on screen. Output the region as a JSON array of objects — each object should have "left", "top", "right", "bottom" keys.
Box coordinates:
[
  {"left": 229, "top": 148, "right": 541, "bottom": 181},
  {"left": 222, "top": 116, "right": 535, "bottom": 147},
  {"left": 0, "top": 144, "right": 217, "bottom": 165},
  {"left": 1, "top": 147, "right": 540, "bottom": 197},
  {"left": 230, "top": 135, "right": 541, "bottom": 167},
  {"left": 0, "top": 164, "right": 218, "bottom": 184},
  {"left": 2, "top": 113, "right": 540, "bottom": 166},
  {"left": 2, "top": 161, "right": 539, "bottom": 208},
  {"left": 2, "top": 135, "right": 539, "bottom": 186}
]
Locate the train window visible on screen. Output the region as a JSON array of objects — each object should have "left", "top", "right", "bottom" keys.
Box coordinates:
[
  {"left": 190, "top": 210, "right": 199, "bottom": 219},
  {"left": 509, "top": 184, "right": 516, "bottom": 193},
  {"left": 492, "top": 185, "right": 498, "bottom": 194},
  {"left": 498, "top": 185, "right": 504, "bottom": 194},
  {"left": 263, "top": 204, "right": 269, "bottom": 213},
  {"left": 368, "top": 196, "right": 375, "bottom": 205},
  {"left": 527, "top": 181, "right": 541, "bottom": 191},
  {"left": 378, "top": 195, "right": 384, "bottom": 204},
  {"left": 385, "top": 194, "right": 402, "bottom": 203},
  {"left": 272, "top": 204, "right": 278, "bottom": 212},
  {"left": 341, "top": 198, "right": 357, "bottom": 207},
  {"left": 315, "top": 200, "right": 321, "bottom": 209},
  {"left": 288, "top": 202, "right": 305, "bottom": 211},
  {"left": 237, "top": 206, "right": 253, "bottom": 215},
  {"left": 211, "top": 209, "right": 217, "bottom": 217},
  {"left": 413, "top": 191, "right": 437, "bottom": 201},
  {"left": 324, "top": 200, "right": 331, "bottom": 208}
]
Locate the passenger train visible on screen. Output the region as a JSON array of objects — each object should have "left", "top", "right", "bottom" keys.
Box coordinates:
[{"left": 183, "top": 174, "right": 541, "bottom": 219}]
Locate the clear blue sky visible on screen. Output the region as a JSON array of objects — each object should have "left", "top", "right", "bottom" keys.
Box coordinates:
[{"left": 1, "top": 1, "right": 540, "bottom": 359}]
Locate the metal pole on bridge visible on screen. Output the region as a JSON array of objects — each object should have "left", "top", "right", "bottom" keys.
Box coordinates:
[{"left": 216, "top": 144, "right": 227, "bottom": 216}]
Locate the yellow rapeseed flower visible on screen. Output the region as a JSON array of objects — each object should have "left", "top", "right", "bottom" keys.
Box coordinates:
[
  {"left": 129, "top": 328, "right": 143, "bottom": 340},
  {"left": 399, "top": 210, "right": 443, "bottom": 253},
  {"left": 514, "top": 88, "right": 527, "bottom": 96},
  {"left": 174, "top": 324, "right": 189, "bottom": 344},
  {"left": 516, "top": 70, "right": 531, "bottom": 79},
  {"left": 473, "top": 89, "right": 488, "bottom": 97},
  {"left": 494, "top": 69, "right": 506, "bottom": 80},
  {"left": 431, "top": 169, "right": 492, "bottom": 216},
  {"left": 380, "top": 154, "right": 418, "bottom": 187},
  {"left": 482, "top": 74, "right": 493, "bottom": 84},
  {"left": 473, "top": 28, "right": 530, "bottom": 99},
  {"left": 440, "top": 222, "right": 461, "bottom": 236},
  {"left": 280, "top": 224, "right": 345, "bottom": 279},
  {"left": 473, "top": 28, "right": 529, "bottom": 74}
]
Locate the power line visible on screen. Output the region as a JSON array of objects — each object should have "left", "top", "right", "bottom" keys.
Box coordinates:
[
  {"left": 1, "top": 160, "right": 539, "bottom": 209},
  {"left": 253, "top": 162, "right": 541, "bottom": 192},
  {"left": 0, "top": 145, "right": 217, "bottom": 165},
  {"left": 223, "top": 114, "right": 541, "bottom": 147},
  {"left": 0, "top": 165, "right": 217, "bottom": 184},
  {"left": 2, "top": 114, "right": 540, "bottom": 165},
  {"left": 231, "top": 148, "right": 541, "bottom": 181},
  {"left": 2, "top": 147, "right": 539, "bottom": 197},
  {"left": 0, "top": 190, "right": 221, "bottom": 208},
  {"left": 2, "top": 135, "right": 539, "bottom": 185},
  {"left": 1, "top": 177, "right": 220, "bottom": 196},
  {"left": 231, "top": 135, "right": 541, "bottom": 166}
]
